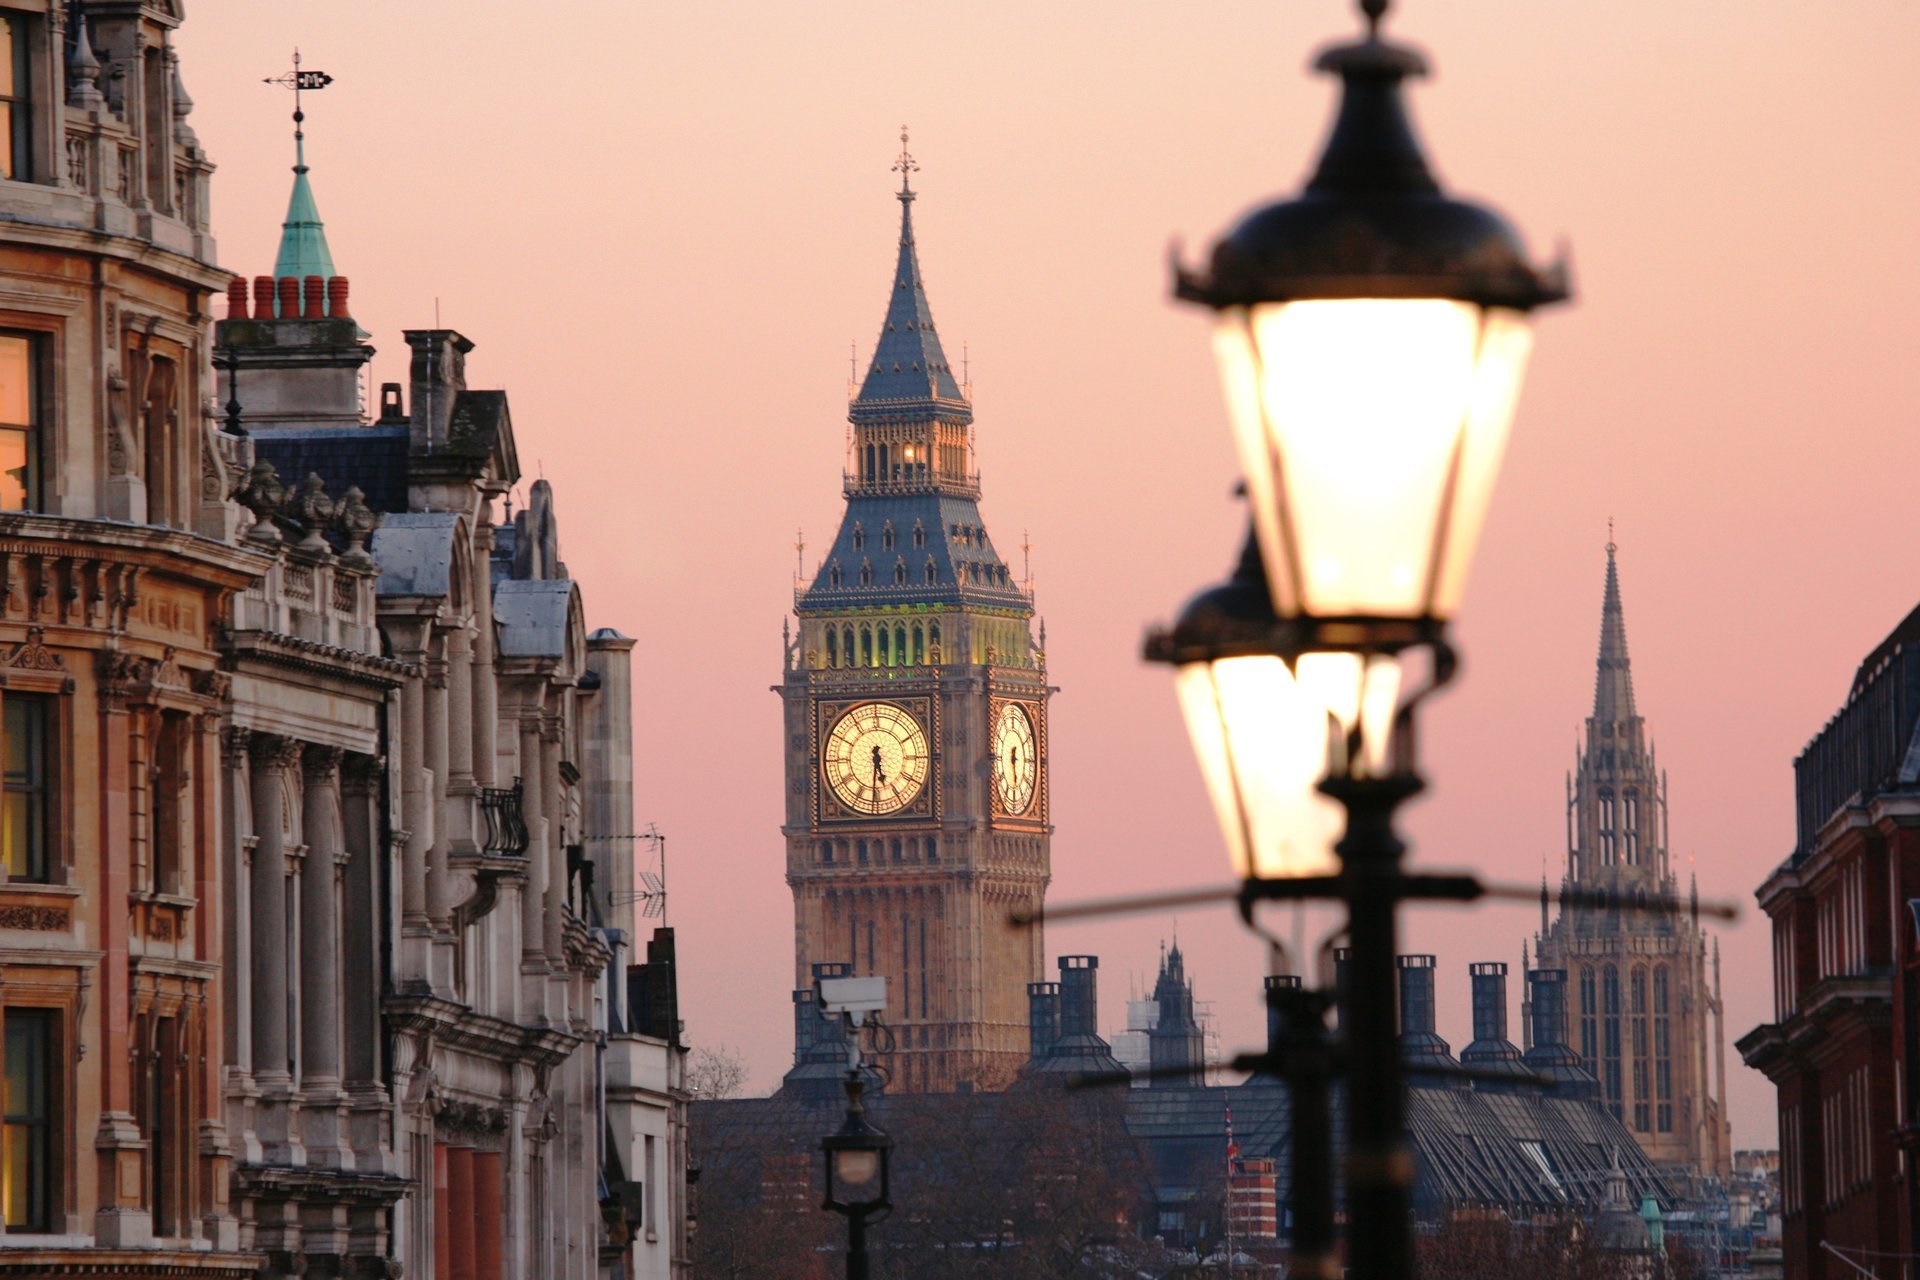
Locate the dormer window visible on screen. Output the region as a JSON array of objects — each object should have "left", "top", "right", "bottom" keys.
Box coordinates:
[
  {"left": 912, "top": 521, "right": 926, "bottom": 549},
  {"left": 924, "top": 558, "right": 937, "bottom": 584},
  {"left": 893, "top": 559, "right": 907, "bottom": 585},
  {"left": 851, "top": 524, "right": 865, "bottom": 551},
  {"left": 0, "top": 17, "right": 32, "bottom": 182},
  {"left": 859, "top": 560, "right": 872, "bottom": 587},
  {"left": 881, "top": 522, "right": 895, "bottom": 551},
  {"left": 829, "top": 561, "right": 843, "bottom": 588}
]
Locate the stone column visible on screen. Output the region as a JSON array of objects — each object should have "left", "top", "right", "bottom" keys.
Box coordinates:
[
  {"left": 424, "top": 650, "right": 453, "bottom": 930},
  {"left": 399, "top": 667, "right": 430, "bottom": 949},
  {"left": 470, "top": 529, "right": 499, "bottom": 790},
  {"left": 447, "top": 626, "right": 476, "bottom": 791},
  {"left": 219, "top": 727, "right": 254, "bottom": 1077},
  {"left": 248, "top": 733, "right": 305, "bottom": 1166},
  {"left": 300, "top": 746, "right": 351, "bottom": 1168},
  {"left": 519, "top": 710, "right": 550, "bottom": 1021},
  {"left": 541, "top": 714, "right": 566, "bottom": 965}
]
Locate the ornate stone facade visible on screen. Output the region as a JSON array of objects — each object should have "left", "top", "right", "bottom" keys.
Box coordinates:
[
  {"left": 1531, "top": 544, "right": 1732, "bottom": 1180},
  {"left": 781, "top": 158, "right": 1051, "bottom": 1094}
]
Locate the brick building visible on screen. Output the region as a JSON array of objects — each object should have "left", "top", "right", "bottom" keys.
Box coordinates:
[{"left": 1739, "top": 602, "right": 1920, "bottom": 1277}]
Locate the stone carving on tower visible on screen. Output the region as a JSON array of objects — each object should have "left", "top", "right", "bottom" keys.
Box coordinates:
[
  {"left": 1532, "top": 542, "right": 1732, "bottom": 1179},
  {"left": 780, "top": 137, "right": 1052, "bottom": 1094}
]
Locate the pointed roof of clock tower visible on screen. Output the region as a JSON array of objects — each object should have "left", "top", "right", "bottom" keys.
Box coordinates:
[{"left": 852, "top": 132, "right": 967, "bottom": 414}]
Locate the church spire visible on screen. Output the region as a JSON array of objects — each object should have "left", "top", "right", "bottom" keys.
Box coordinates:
[
  {"left": 854, "top": 127, "right": 965, "bottom": 409},
  {"left": 1592, "top": 533, "right": 1637, "bottom": 726},
  {"left": 268, "top": 51, "right": 337, "bottom": 282}
]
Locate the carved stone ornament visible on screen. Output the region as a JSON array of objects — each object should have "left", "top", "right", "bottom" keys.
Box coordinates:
[
  {"left": 332, "top": 485, "right": 382, "bottom": 566},
  {"left": 289, "top": 473, "right": 336, "bottom": 550},
  {"left": 96, "top": 648, "right": 150, "bottom": 698},
  {"left": 0, "top": 626, "right": 65, "bottom": 672},
  {"left": 0, "top": 905, "right": 70, "bottom": 931},
  {"left": 232, "top": 460, "right": 288, "bottom": 544},
  {"left": 189, "top": 667, "right": 233, "bottom": 700},
  {"left": 301, "top": 743, "right": 345, "bottom": 781},
  {"left": 246, "top": 733, "right": 303, "bottom": 772}
]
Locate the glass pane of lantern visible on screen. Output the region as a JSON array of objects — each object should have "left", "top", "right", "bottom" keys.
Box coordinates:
[
  {"left": 1430, "top": 308, "right": 1532, "bottom": 614},
  {"left": 1296, "top": 652, "right": 1402, "bottom": 778},
  {"left": 1217, "top": 299, "right": 1525, "bottom": 619},
  {"left": 1174, "top": 656, "right": 1345, "bottom": 880}
]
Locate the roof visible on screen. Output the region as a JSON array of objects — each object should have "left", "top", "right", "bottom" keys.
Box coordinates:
[
  {"left": 494, "top": 579, "right": 578, "bottom": 660},
  {"left": 853, "top": 180, "right": 966, "bottom": 411},
  {"left": 249, "top": 426, "right": 410, "bottom": 515},
  {"left": 273, "top": 137, "right": 337, "bottom": 281},
  {"left": 369, "top": 513, "right": 465, "bottom": 597},
  {"left": 798, "top": 492, "right": 1030, "bottom": 613}
]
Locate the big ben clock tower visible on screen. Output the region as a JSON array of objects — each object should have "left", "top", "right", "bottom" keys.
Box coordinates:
[{"left": 779, "top": 139, "right": 1051, "bottom": 1094}]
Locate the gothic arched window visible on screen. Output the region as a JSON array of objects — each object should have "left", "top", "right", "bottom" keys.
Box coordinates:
[
  {"left": 852, "top": 523, "right": 865, "bottom": 551},
  {"left": 928, "top": 622, "right": 941, "bottom": 661},
  {"left": 829, "top": 561, "right": 842, "bottom": 589},
  {"left": 1601, "top": 964, "right": 1623, "bottom": 1122},
  {"left": 1630, "top": 967, "right": 1651, "bottom": 1132},
  {"left": 878, "top": 628, "right": 891, "bottom": 666},
  {"left": 826, "top": 629, "right": 839, "bottom": 667},
  {"left": 859, "top": 560, "right": 873, "bottom": 587},
  {"left": 882, "top": 523, "right": 895, "bottom": 551},
  {"left": 912, "top": 624, "right": 924, "bottom": 666},
  {"left": 925, "top": 558, "right": 937, "bottom": 584},
  {"left": 1653, "top": 965, "right": 1672, "bottom": 1132},
  {"left": 860, "top": 627, "right": 873, "bottom": 667},
  {"left": 894, "top": 625, "right": 907, "bottom": 664},
  {"left": 843, "top": 627, "right": 854, "bottom": 666},
  {"left": 1623, "top": 788, "right": 1640, "bottom": 864},
  {"left": 913, "top": 521, "right": 926, "bottom": 549},
  {"left": 1579, "top": 968, "right": 1598, "bottom": 1066},
  {"left": 1598, "top": 789, "right": 1616, "bottom": 865}
]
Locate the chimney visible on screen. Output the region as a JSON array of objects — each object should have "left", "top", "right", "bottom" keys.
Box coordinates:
[
  {"left": 225, "top": 277, "right": 249, "bottom": 320},
  {"left": 276, "top": 276, "right": 299, "bottom": 321},
  {"left": 327, "top": 275, "right": 351, "bottom": 319},
  {"left": 1528, "top": 968, "right": 1568, "bottom": 1049},
  {"left": 1397, "top": 954, "right": 1437, "bottom": 1038},
  {"left": 1470, "top": 962, "right": 1509, "bottom": 1044},
  {"left": 404, "top": 328, "right": 476, "bottom": 452},
  {"left": 1264, "top": 973, "right": 1301, "bottom": 1060},
  {"left": 253, "top": 275, "right": 276, "bottom": 318},
  {"left": 1059, "top": 955, "right": 1099, "bottom": 1039},
  {"left": 1027, "top": 981, "right": 1061, "bottom": 1060},
  {"left": 624, "top": 927, "right": 680, "bottom": 1048},
  {"left": 302, "top": 274, "right": 325, "bottom": 319}
]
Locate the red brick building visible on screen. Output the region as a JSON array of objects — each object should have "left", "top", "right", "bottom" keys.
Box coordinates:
[{"left": 1739, "top": 604, "right": 1920, "bottom": 1276}]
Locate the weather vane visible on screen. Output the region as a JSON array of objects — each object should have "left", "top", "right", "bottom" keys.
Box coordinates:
[
  {"left": 263, "top": 49, "right": 333, "bottom": 167},
  {"left": 892, "top": 125, "right": 918, "bottom": 195}
]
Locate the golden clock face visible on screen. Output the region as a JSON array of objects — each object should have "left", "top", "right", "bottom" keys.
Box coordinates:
[
  {"left": 824, "top": 702, "right": 931, "bottom": 816},
  {"left": 991, "top": 702, "right": 1038, "bottom": 816}
]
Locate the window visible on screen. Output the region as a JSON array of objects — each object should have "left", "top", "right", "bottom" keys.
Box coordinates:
[
  {"left": 149, "top": 711, "right": 188, "bottom": 894},
  {"left": 1602, "top": 964, "right": 1623, "bottom": 1121},
  {"left": 1579, "top": 968, "right": 1597, "bottom": 1066},
  {"left": 1631, "top": 968, "right": 1650, "bottom": 1132},
  {"left": 882, "top": 523, "right": 895, "bottom": 551},
  {"left": 0, "top": 335, "right": 40, "bottom": 511},
  {"left": 826, "top": 630, "right": 838, "bottom": 667},
  {"left": 3, "top": 1009, "right": 56, "bottom": 1232},
  {"left": 852, "top": 524, "right": 865, "bottom": 551},
  {"left": 859, "top": 561, "right": 872, "bottom": 587},
  {"left": 912, "top": 522, "right": 925, "bottom": 549},
  {"left": 0, "top": 18, "right": 29, "bottom": 182},
  {"left": 3, "top": 694, "right": 50, "bottom": 882},
  {"left": 1654, "top": 965, "right": 1673, "bottom": 1132}
]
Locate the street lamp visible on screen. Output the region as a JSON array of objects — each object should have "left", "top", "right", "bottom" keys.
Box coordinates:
[
  {"left": 821, "top": 1075, "right": 892, "bottom": 1280},
  {"left": 1160, "top": 1, "right": 1569, "bottom": 1277}
]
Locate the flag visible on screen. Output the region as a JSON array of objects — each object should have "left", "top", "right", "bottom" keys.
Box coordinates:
[{"left": 1225, "top": 1100, "right": 1240, "bottom": 1161}]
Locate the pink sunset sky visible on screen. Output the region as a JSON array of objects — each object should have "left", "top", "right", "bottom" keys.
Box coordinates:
[{"left": 177, "top": 1, "right": 1920, "bottom": 1146}]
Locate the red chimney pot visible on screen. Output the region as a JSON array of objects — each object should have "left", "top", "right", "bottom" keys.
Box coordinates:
[
  {"left": 225, "top": 278, "right": 249, "bottom": 321},
  {"left": 303, "top": 275, "right": 325, "bottom": 319},
  {"left": 327, "top": 276, "right": 350, "bottom": 319},
  {"left": 276, "top": 277, "right": 299, "bottom": 320},
  {"left": 254, "top": 276, "right": 277, "bottom": 318}
]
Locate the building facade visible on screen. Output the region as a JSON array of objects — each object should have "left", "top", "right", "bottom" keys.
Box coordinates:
[
  {"left": 1739, "top": 601, "right": 1920, "bottom": 1278},
  {"left": 1533, "top": 544, "right": 1732, "bottom": 1179},
  {"left": 779, "top": 153, "right": 1050, "bottom": 1094},
  {"left": 0, "top": 4, "right": 680, "bottom": 1276}
]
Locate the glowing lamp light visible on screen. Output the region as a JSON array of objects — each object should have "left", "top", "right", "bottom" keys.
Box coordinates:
[
  {"left": 1176, "top": 0, "right": 1568, "bottom": 629},
  {"left": 1148, "top": 529, "right": 1401, "bottom": 881}
]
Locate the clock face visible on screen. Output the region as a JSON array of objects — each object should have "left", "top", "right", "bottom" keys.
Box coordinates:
[
  {"left": 991, "top": 702, "right": 1038, "bottom": 816},
  {"left": 824, "top": 702, "right": 931, "bottom": 816}
]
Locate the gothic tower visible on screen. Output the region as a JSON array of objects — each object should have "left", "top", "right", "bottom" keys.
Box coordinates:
[
  {"left": 779, "top": 147, "right": 1051, "bottom": 1094},
  {"left": 1534, "top": 542, "right": 1732, "bottom": 1177}
]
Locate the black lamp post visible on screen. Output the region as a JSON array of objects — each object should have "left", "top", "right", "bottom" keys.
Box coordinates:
[
  {"left": 822, "top": 1073, "right": 892, "bottom": 1280},
  {"left": 1154, "top": 1, "right": 1568, "bottom": 1276}
]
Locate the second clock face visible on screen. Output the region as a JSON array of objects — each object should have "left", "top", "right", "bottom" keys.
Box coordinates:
[
  {"left": 992, "top": 702, "right": 1038, "bottom": 816},
  {"left": 824, "top": 702, "right": 931, "bottom": 816}
]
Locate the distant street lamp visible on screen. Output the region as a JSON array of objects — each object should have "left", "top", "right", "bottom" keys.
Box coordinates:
[
  {"left": 1155, "top": 0, "right": 1568, "bottom": 1276},
  {"left": 821, "top": 1075, "right": 892, "bottom": 1280}
]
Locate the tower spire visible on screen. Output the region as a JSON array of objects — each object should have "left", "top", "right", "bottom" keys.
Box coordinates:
[
  {"left": 265, "top": 50, "right": 337, "bottom": 282},
  {"left": 1592, "top": 534, "right": 1637, "bottom": 725},
  {"left": 855, "top": 128, "right": 965, "bottom": 409}
]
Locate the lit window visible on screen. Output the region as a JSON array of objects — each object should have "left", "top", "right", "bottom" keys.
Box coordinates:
[
  {"left": 3, "top": 694, "right": 50, "bottom": 882},
  {"left": 3, "top": 1008, "right": 57, "bottom": 1231},
  {"left": 0, "top": 335, "right": 39, "bottom": 511},
  {"left": 0, "top": 18, "right": 30, "bottom": 182}
]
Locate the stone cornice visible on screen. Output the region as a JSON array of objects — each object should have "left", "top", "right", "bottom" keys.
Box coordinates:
[
  {"left": 383, "top": 992, "right": 577, "bottom": 1069},
  {"left": 222, "top": 629, "right": 413, "bottom": 688},
  {"left": 0, "top": 514, "right": 267, "bottom": 588}
]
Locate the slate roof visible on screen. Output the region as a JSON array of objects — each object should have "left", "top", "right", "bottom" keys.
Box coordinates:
[
  {"left": 798, "top": 492, "right": 1029, "bottom": 613},
  {"left": 495, "top": 579, "right": 578, "bottom": 660},
  {"left": 249, "top": 426, "right": 410, "bottom": 515},
  {"left": 368, "top": 513, "right": 464, "bottom": 597},
  {"left": 853, "top": 182, "right": 965, "bottom": 410}
]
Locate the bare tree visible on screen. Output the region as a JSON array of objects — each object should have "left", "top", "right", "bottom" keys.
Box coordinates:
[{"left": 687, "top": 1045, "right": 750, "bottom": 1101}]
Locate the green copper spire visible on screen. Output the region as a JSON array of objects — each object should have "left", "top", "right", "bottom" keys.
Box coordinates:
[{"left": 268, "top": 51, "right": 336, "bottom": 282}]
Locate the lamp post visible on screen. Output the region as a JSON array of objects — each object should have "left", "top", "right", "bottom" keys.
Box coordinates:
[
  {"left": 821, "top": 1073, "right": 892, "bottom": 1280},
  {"left": 1155, "top": 1, "right": 1568, "bottom": 1276}
]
